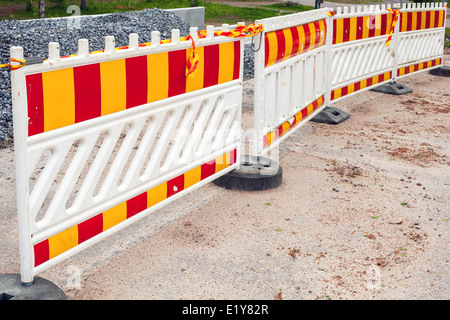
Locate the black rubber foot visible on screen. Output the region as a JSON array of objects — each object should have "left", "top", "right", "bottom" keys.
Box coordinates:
[
  {"left": 311, "top": 106, "right": 350, "bottom": 125},
  {"left": 429, "top": 66, "right": 450, "bottom": 77},
  {"left": 0, "top": 274, "right": 66, "bottom": 300},
  {"left": 213, "top": 155, "right": 282, "bottom": 191},
  {"left": 370, "top": 82, "right": 412, "bottom": 95}
]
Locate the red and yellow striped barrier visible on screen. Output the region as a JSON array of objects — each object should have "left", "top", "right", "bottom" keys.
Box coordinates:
[
  {"left": 26, "top": 41, "right": 241, "bottom": 137},
  {"left": 331, "top": 71, "right": 392, "bottom": 101},
  {"left": 397, "top": 58, "right": 441, "bottom": 77},
  {"left": 33, "top": 149, "right": 237, "bottom": 268},
  {"left": 264, "top": 19, "right": 327, "bottom": 68},
  {"left": 263, "top": 96, "right": 324, "bottom": 149},
  {"left": 333, "top": 13, "right": 394, "bottom": 44},
  {"left": 399, "top": 10, "right": 445, "bottom": 32}
]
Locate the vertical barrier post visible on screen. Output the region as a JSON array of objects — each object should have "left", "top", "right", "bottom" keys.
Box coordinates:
[
  {"left": 10, "top": 46, "right": 34, "bottom": 285},
  {"left": 253, "top": 19, "right": 265, "bottom": 158},
  {"left": 391, "top": 3, "right": 402, "bottom": 84}
]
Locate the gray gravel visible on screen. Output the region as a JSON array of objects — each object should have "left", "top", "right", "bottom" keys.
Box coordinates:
[
  {"left": 0, "top": 9, "right": 192, "bottom": 142},
  {"left": 0, "top": 9, "right": 255, "bottom": 143}
]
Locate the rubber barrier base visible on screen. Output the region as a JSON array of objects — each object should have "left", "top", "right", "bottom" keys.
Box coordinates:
[
  {"left": 311, "top": 106, "right": 350, "bottom": 125},
  {"left": 370, "top": 82, "right": 413, "bottom": 95},
  {"left": 0, "top": 274, "right": 66, "bottom": 300},
  {"left": 429, "top": 66, "right": 450, "bottom": 77},
  {"left": 213, "top": 155, "right": 282, "bottom": 191}
]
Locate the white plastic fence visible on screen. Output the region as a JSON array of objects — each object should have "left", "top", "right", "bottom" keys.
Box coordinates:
[
  {"left": 253, "top": 2, "right": 446, "bottom": 155},
  {"left": 10, "top": 26, "right": 244, "bottom": 283},
  {"left": 8, "top": 1, "right": 447, "bottom": 285},
  {"left": 253, "top": 8, "right": 331, "bottom": 155}
]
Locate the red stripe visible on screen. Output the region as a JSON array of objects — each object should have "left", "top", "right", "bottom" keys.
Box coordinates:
[
  {"left": 381, "top": 14, "right": 388, "bottom": 35},
  {"left": 230, "top": 149, "right": 237, "bottom": 165},
  {"left": 416, "top": 11, "right": 422, "bottom": 31},
  {"left": 168, "top": 49, "right": 187, "bottom": 97},
  {"left": 233, "top": 41, "right": 241, "bottom": 80},
  {"left": 73, "top": 63, "right": 101, "bottom": 123},
  {"left": 314, "top": 21, "right": 321, "bottom": 46},
  {"left": 343, "top": 18, "right": 351, "bottom": 43},
  {"left": 426, "top": 11, "right": 432, "bottom": 29},
  {"left": 378, "top": 74, "right": 384, "bottom": 83},
  {"left": 368, "top": 15, "right": 376, "bottom": 38},
  {"left": 356, "top": 16, "right": 364, "bottom": 40},
  {"left": 201, "top": 159, "right": 216, "bottom": 180},
  {"left": 301, "top": 106, "right": 308, "bottom": 118},
  {"left": 203, "top": 44, "right": 220, "bottom": 88},
  {"left": 275, "top": 29, "right": 286, "bottom": 63},
  {"left": 406, "top": 12, "right": 412, "bottom": 31},
  {"left": 290, "top": 26, "right": 300, "bottom": 56},
  {"left": 167, "top": 174, "right": 185, "bottom": 197},
  {"left": 126, "top": 192, "right": 148, "bottom": 218},
  {"left": 264, "top": 34, "right": 269, "bottom": 67},
  {"left": 354, "top": 81, "right": 361, "bottom": 92},
  {"left": 414, "top": 64, "right": 419, "bottom": 72},
  {"left": 331, "top": 90, "right": 335, "bottom": 101},
  {"left": 78, "top": 214, "right": 103, "bottom": 244},
  {"left": 341, "top": 86, "right": 348, "bottom": 97},
  {"left": 433, "top": 10, "right": 439, "bottom": 28},
  {"left": 303, "top": 24, "right": 311, "bottom": 51},
  {"left": 332, "top": 19, "right": 337, "bottom": 45},
  {"left": 126, "top": 56, "right": 148, "bottom": 108},
  {"left": 26, "top": 73, "right": 45, "bottom": 136},
  {"left": 34, "top": 239, "right": 49, "bottom": 267},
  {"left": 366, "top": 77, "right": 373, "bottom": 87}
]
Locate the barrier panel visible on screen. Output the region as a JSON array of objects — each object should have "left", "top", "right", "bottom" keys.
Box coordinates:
[
  {"left": 396, "top": 2, "right": 446, "bottom": 80},
  {"left": 253, "top": 9, "right": 331, "bottom": 155},
  {"left": 10, "top": 26, "right": 243, "bottom": 283},
  {"left": 329, "top": 4, "right": 397, "bottom": 102}
]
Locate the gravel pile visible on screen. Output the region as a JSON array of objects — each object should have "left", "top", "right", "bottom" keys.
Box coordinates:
[{"left": 0, "top": 8, "right": 254, "bottom": 143}]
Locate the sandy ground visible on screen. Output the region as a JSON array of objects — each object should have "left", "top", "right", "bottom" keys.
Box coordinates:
[{"left": 0, "top": 52, "right": 449, "bottom": 300}]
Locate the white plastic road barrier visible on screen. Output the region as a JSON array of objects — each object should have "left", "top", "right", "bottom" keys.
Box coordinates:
[
  {"left": 253, "top": 9, "right": 331, "bottom": 155},
  {"left": 330, "top": 4, "right": 398, "bottom": 102},
  {"left": 10, "top": 26, "right": 243, "bottom": 284},
  {"left": 396, "top": 2, "right": 447, "bottom": 80}
]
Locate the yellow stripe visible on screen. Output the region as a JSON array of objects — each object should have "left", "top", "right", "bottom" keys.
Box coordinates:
[
  {"left": 420, "top": 11, "right": 426, "bottom": 30},
  {"left": 374, "top": 15, "right": 382, "bottom": 37},
  {"left": 408, "top": 65, "right": 415, "bottom": 74},
  {"left": 215, "top": 153, "right": 230, "bottom": 173},
  {"left": 266, "top": 32, "right": 278, "bottom": 66},
  {"left": 347, "top": 83, "right": 355, "bottom": 95},
  {"left": 306, "top": 103, "right": 314, "bottom": 114},
  {"left": 147, "top": 52, "right": 169, "bottom": 103},
  {"left": 281, "top": 122, "right": 290, "bottom": 135},
  {"left": 48, "top": 225, "right": 78, "bottom": 259},
  {"left": 438, "top": 10, "right": 444, "bottom": 28},
  {"left": 349, "top": 17, "right": 357, "bottom": 42},
  {"left": 401, "top": 12, "right": 408, "bottom": 32},
  {"left": 427, "top": 60, "right": 432, "bottom": 68},
  {"left": 429, "top": 10, "right": 436, "bottom": 28},
  {"left": 362, "top": 16, "right": 370, "bottom": 39},
  {"left": 308, "top": 22, "right": 316, "bottom": 49},
  {"left": 283, "top": 28, "right": 293, "bottom": 60},
  {"left": 318, "top": 19, "right": 326, "bottom": 46},
  {"left": 42, "top": 68, "right": 75, "bottom": 132},
  {"left": 100, "top": 59, "right": 127, "bottom": 116},
  {"left": 360, "top": 79, "right": 367, "bottom": 89},
  {"left": 218, "top": 42, "right": 235, "bottom": 84},
  {"left": 334, "top": 88, "right": 342, "bottom": 99},
  {"left": 147, "top": 182, "right": 167, "bottom": 208},
  {"left": 386, "top": 13, "right": 393, "bottom": 34},
  {"left": 398, "top": 67, "right": 405, "bottom": 76},
  {"left": 411, "top": 11, "right": 418, "bottom": 31},
  {"left": 297, "top": 25, "right": 306, "bottom": 53},
  {"left": 384, "top": 72, "right": 390, "bottom": 81},
  {"left": 102, "top": 202, "right": 127, "bottom": 231},
  {"left": 184, "top": 166, "right": 202, "bottom": 188},
  {"left": 186, "top": 46, "right": 204, "bottom": 92}
]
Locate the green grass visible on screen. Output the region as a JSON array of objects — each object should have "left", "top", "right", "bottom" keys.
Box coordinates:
[{"left": 1, "top": 0, "right": 310, "bottom": 23}]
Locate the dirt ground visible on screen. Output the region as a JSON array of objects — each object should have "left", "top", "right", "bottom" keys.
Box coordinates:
[{"left": 0, "top": 51, "right": 449, "bottom": 300}]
